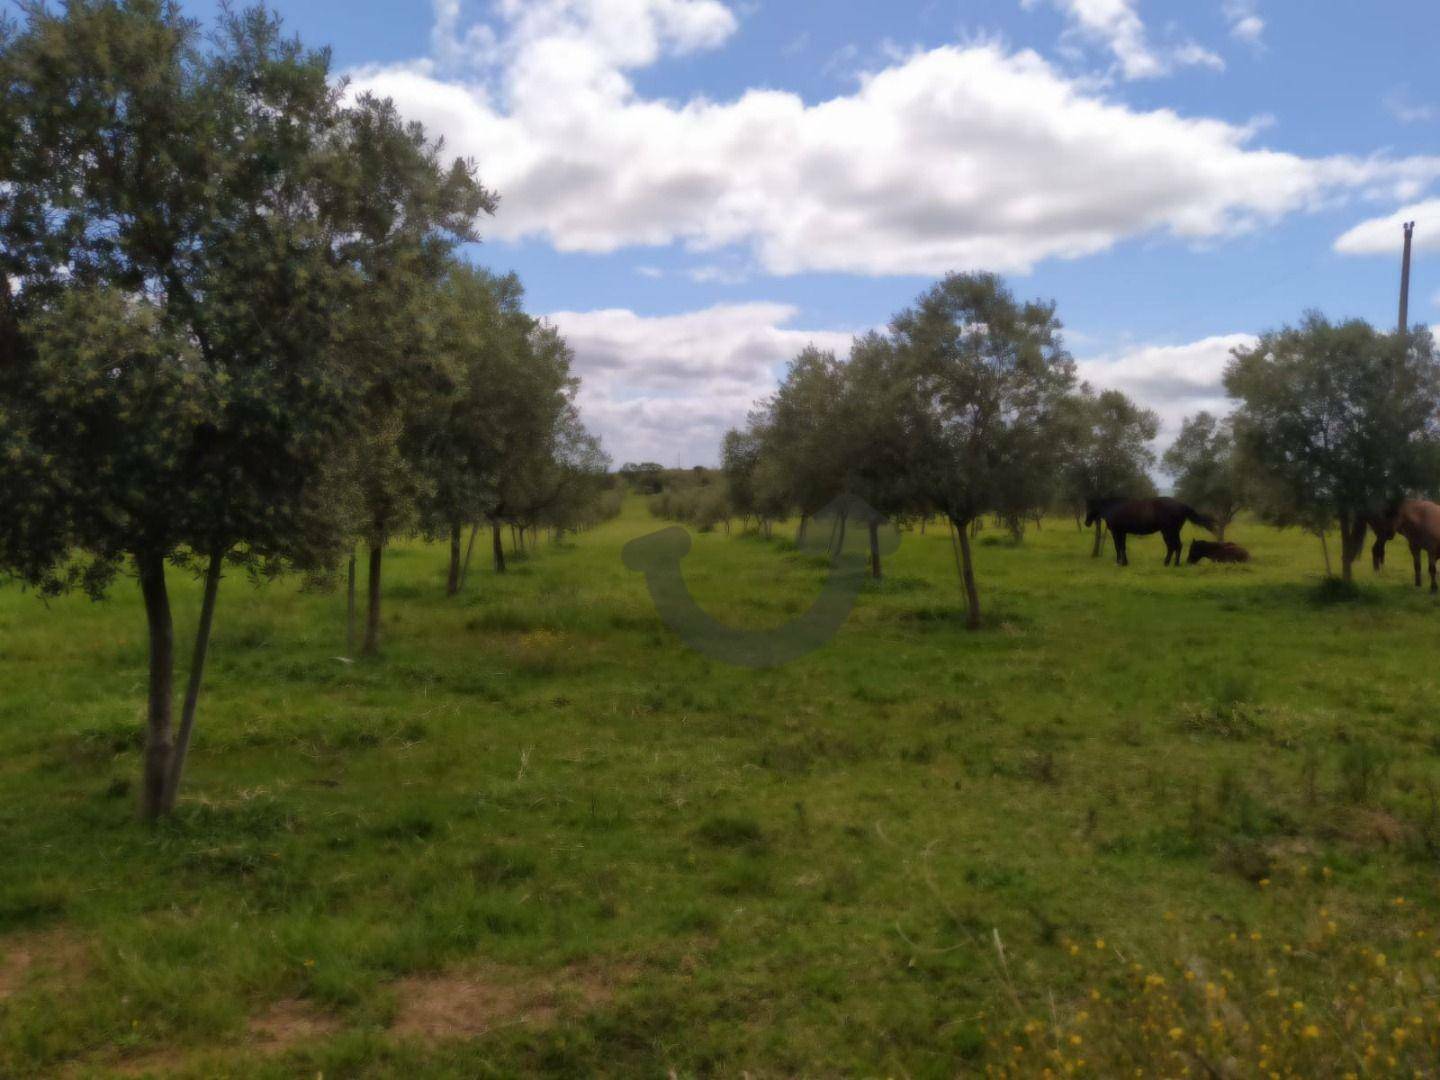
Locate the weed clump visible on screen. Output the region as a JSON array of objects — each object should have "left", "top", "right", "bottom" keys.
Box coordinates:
[{"left": 983, "top": 899, "right": 1440, "bottom": 1077}]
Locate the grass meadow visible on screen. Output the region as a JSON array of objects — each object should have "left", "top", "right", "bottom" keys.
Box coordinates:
[{"left": 3, "top": 496, "right": 1440, "bottom": 1077}]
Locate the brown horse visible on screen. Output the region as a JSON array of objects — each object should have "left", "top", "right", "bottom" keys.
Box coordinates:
[
  {"left": 1085, "top": 497, "right": 1216, "bottom": 567},
  {"left": 1365, "top": 500, "right": 1440, "bottom": 590},
  {"left": 1361, "top": 509, "right": 1399, "bottom": 572},
  {"left": 1188, "top": 539, "right": 1250, "bottom": 564}
]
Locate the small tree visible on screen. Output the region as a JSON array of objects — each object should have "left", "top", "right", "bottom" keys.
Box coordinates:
[
  {"left": 757, "top": 347, "right": 847, "bottom": 543},
  {"left": 333, "top": 93, "right": 494, "bottom": 656},
  {"left": 837, "top": 332, "right": 914, "bottom": 577},
  {"left": 1226, "top": 316, "right": 1440, "bottom": 581},
  {"left": 1162, "top": 411, "right": 1246, "bottom": 540},
  {"left": 0, "top": 2, "right": 488, "bottom": 814},
  {"left": 416, "top": 267, "right": 526, "bottom": 595},
  {"left": 720, "top": 427, "right": 763, "bottom": 530},
  {"left": 893, "top": 273, "right": 1075, "bottom": 628},
  {"left": 0, "top": 3, "right": 365, "bottom": 818},
  {"left": 484, "top": 321, "right": 582, "bottom": 572}
]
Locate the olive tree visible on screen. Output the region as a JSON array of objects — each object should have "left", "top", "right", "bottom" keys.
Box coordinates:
[
  {"left": 756, "top": 347, "right": 847, "bottom": 544},
  {"left": 330, "top": 94, "right": 494, "bottom": 656},
  {"left": 1226, "top": 316, "right": 1440, "bottom": 581},
  {"left": 483, "top": 321, "right": 582, "bottom": 573},
  {"left": 415, "top": 267, "right": 523, "bottom": 596},
  {"left": 836, "top": 332, "right": 914, "bottom": 577},
  {"left": 720, "top": 427, "right": 763, "bottom": 530},
  {"left": 0, "top": 2, "right": 485, "bottom": 815},
  {"left": 1162, "top": 411, "right": 1246, "bottom": 540},
  {"left": 893, "top": 273, "right": 1076, "bottom": 628}
]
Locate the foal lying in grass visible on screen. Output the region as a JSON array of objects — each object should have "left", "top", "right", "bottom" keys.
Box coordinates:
[{"left": 1187, "top": 539, "right": 1250, "bottom": 564}]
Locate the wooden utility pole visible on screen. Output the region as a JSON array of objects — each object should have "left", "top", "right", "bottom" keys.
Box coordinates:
[{"left": 1399, "top": 220, "right": 1415, "bottom": 332}]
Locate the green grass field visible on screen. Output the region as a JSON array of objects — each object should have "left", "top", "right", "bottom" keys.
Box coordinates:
[{"left": 3, "top": 497, "right": 1440, "bottom": 1077}]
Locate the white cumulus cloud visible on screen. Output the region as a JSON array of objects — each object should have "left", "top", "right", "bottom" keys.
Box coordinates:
[
  {"left": 1076, "top": 332, "right": 1257, "bottom": 441},
  {"left": 346, "top": 0, "right": 1440, "bottom": 279},
  {"left": 1334, "top": 200, "right": 1440, "bottom": 255}
]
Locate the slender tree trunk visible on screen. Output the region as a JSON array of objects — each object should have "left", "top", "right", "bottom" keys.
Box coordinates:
[
  {"left": 868, "top": 519, "right": 882, "bottom": 579},
  {"left": 1319, "top": 530, "right": 1333, "bottom": 577},
  {"left": 1215, "top": 519, "right": 1228, "bottom": 543},
  {"left": 363, "top": 543, "right": 383, "bottom": 656},
  {"left": 137, "top": 552, "right": 175, "bottom": 821},
  {"left": 345, "top": 552, "right": 357, "bottom": 656},
  {"left": 797, "top": 514, "right": 808, "bottom": 546},
  {"left": 459, "top": 523, "right": 480, "bottom": 590},
  {"left": 1091, "top": 521, "right": 1105, "bottom": 557},
  {"left": 956, "top": 521, "right": 982, "bottom": 630},
  {"left": 161, "top": 550, "right": 224, "bottom": 812},
  {"left": 1339, "top": 513, "right": 1366, "bottom": 584},
  {"left": 447, "top": 523, "right": 462, "bottom": 596},
  {"left": 492, "top": 522, "right": 507, "bottom": 573},
  {"left": 944, "top": 521, "right": 979, "bottom": 630}
]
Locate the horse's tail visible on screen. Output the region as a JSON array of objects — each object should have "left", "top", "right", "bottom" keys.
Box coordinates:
[{"left": 1185, "top": 505, "right": 1217, "bottom": 533}]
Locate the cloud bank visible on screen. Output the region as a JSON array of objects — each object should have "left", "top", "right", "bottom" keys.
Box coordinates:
[
  {"left": 554, "top": 295, "right": 1253, "bottom": 465},
  {"left": 545, "top": 303, "right": 854, "bottom": 465},
  {"left": 348, "top": 0, "right": 1440, "bottom": 279},
  {"left": 1076, "top": 333, "right": 1256, "bottom": 441},
  {"left": 340, "top": 2, "right": 1428, "bottom": 468}
]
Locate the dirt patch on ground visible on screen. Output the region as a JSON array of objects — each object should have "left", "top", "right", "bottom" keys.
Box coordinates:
[
  {"left": 100, "top": 1047, "right": 195, "bottom": 1079},
  {"left": 0, "top": 927, "right": 87, "bottom": 1001},
  {"left": 390, "top": 960, "right": 639, "bottom": 1041},
  {"left": 78, "top": 1000, "right": 343, "bottom": 1078},
  {"left": 1341, "top": 807, "right": 1416, "bottom": 849},
  {"left": 247, "top": 997, "right": 343, "bottom": 1047}
]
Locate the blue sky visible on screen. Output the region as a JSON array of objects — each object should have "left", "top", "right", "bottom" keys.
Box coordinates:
[{"left": 179, "top": 0, "right": 1439, "bottom": 464}]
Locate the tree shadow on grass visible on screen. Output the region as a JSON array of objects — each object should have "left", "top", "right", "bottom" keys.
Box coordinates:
[{"left": 1216, "top": 578, "right": 1386, "bottom": 612}]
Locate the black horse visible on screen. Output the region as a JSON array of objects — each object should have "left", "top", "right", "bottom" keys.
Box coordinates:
[{"left": 1085, "top": 497, "right": 1216, "bottom": 567}]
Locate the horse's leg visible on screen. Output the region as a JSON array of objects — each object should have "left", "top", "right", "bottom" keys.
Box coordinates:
[
  {"left": 1114, "top": 531, "right": 1127, "bottom": 566},
  {"left": 1413, "top": 543, "right": 1424, "bottom": 588},
  {"left": 1429, "top": 548, "right": 1438, "bottom": 594},
  {"left": 1164, "top": 528, "right": 1180, "bottom": 566}
]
